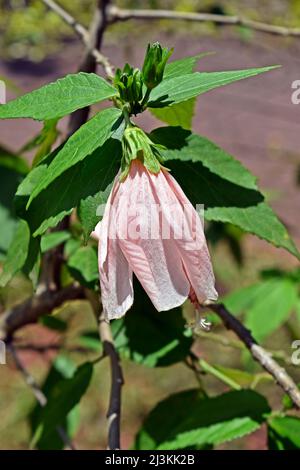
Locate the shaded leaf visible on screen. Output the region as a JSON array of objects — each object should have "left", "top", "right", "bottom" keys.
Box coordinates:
[
  {"left": 40, "top": 315, "right": 68, "bottom": 332},
  {"left": 15, "top": 130, "right": 122, "bottom": 236},
  {"left": 111, "top": 281, "right": 192, "bottom": 367},
  {"left": 0, "top": 147, "right": 28, "bottom": 259},
  {"left": 150, "top": 127, "right": 299, "bottom": 259},
  {"left": 0, "top": 145, "right": 29, "bottom": 174},
  {"left": 35, "top": 362, "right": 93, "bottom": 444},
  {"left": 27, "top": 108, "right": 123, "bottom": 206},
  {"left": 135, "top": 389, "right": 270, "bottom": 450},
  {"left": 30, "top": 356, "right": 79, "bottom": 450}
]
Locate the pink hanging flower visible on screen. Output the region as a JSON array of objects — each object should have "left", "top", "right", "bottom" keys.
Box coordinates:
[{"left": 93, "top": 157, "right": 218, "bottom": 321}]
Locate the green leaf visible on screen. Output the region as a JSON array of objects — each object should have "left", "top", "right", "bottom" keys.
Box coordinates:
[
  {"left": 246, "top": 279, "right": 298, "bottom": 341},
  {"left": 150, "top": 127, "right": 299, "bottom": 259},
  {"left": 163, "top": 53, "right": 212, "bottom": 80},
  {"left": 0, "top": 149, "right": 26, "bottom": 260},
  {"left": 40, "top": 315, "right": 68, "bottom": 332},
  {"left": 111, "top": 281, "right": 192, "bottom": 367},
  {"left": 78, "top": 183, "right": 113, "bottom": 243},
  {"left": 27, "top": 108, "right": 122, "bottom": 207},
  {"left": 78, "top": 330, "right": 102, "bottom": 353},
  {"left": 0, "top": 219, "right": 40, "bottom": 287},
  {"left": 207, "top": 222, "right": 244, "bottom": 265},
  {"left": 0, "top": 72, "right": 117, "bottom": 120},
  {"left": 151, "top": 98, "right": 196, "bottom": 129},
  {"left": 30, "top": 356, "right": 79, "bottom": 450},
  {"left": 296, "top": 299, "right": 300, "bottom": 324},
  {"left": 150, "top": 53, "right": 211, "bottom": 129},
  {"left": 151, "top": 126, "right": 257, "bottom": 188},
  {"left": 67, "top": 245, "right": 99, "bottom": 288},
  {"left": 225, "top": 278, "right": 299, "bottom": 341},
  {"left": 224, "top": 281, "right": 279, "bottom": 314},
  {"left": 0, "top": 220, "right": 29, "bottom": 286},
  {"left": 41, "top": 231, "right": 71, "bottom": 253},
  {"left": 211, "top": 365, "right": 272, "bottom": 388},
  {"left": 199, "top": 359, "right": 242, "bottom": 390},
  {"left": 64, "top": 238, "right": 82, "bottom": 259},
  {"left": 0, "top": 145, "right": 29, "bottom": 174},
  {"left": 205, "top": 204, "right": 299, "bottom": 259},
  {"left": 149, "top": 66, "right": 279, "bottom": 108},
  {"left": 35, "top": 362, "right": 93, "bottom": 444},
  {"left": 15, "top": 118, "right": 123, "bottom": 236},
  {"left": 268, "top": 416, "right": 300, "bottom": 450},
  {"left": 282, "top": 383, "right": 300, "bottom": 411},
  {"left": 134, "top": 389, "right": 270, "bottom": 450},
  {"left": 40, "top": 230, "right": 70, "bottom": 253},
  {"left": 21, "top": 119, "right": 59, "bottom": 155},
  {"left": 32, "top": 119, "right": 59, "bottom": 167}
]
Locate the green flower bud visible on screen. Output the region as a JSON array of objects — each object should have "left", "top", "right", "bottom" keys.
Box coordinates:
[
  {"left": 114, "top": 65, "right": 144, "bottom": 113},
  {"left": 120, "top": 126, "right": 164, "bottom": 180},
  {"left": 142, "top": 42, "right": 173, "bottom": 90}
]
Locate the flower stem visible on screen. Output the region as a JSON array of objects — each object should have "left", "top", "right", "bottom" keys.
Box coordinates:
[
  {"left": 141, "top": 88, "right": 152, "bottom": 109},
  {"left": 122, "top": 104, "right": 132, "bottom": 127}
]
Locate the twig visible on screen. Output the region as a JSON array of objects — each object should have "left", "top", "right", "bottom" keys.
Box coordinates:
[
  {"left": 40, "top": 2, "right": 122, "bottom": 449},
  {"left": 67, "top": 0, "right": 114, "bottom": 135},
  {"left": 8, "top": 343, "right": 76, "bottom": 450},
  {"left": 109, "top": 6, "right": 300, "bottom": 37},
  {"left": 14, "top": 343, "right": 94, "bottom": 354},
  {"left": 184, "top": 354, "right": 206, "bottom": 390},
  {"left": 0, "top": 284, "right": 84, "bottom": 341},
  {"left": 41, "top": 0, "right": 114, "bottom": 80},
  {"left": 209, "top": 303, "right": 300, "bottom": 408},
  {"left": 98, "top": 312, "right": 124, "bottom": 450}
]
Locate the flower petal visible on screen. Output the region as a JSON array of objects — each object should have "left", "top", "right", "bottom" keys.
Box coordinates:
[
  {"left": 97, "top": 177, "right": 133, "bottom": 320},
  {"left": 116, "top": 160, "right": 190, "bottom": 311},
  {"left": 99, "top": 236, "right": 134, "bottom": 320},
  {"left": 152, "top": 171, "right": 218, "bottom": 303}
]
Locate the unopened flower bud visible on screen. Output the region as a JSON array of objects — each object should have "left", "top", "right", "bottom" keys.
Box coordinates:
[{"left": 142, "top": 42, "right": 173, "bottom": 90}]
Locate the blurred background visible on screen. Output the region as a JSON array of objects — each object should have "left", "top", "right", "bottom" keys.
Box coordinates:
[{"left": 0, "top": 0, "right": 299, "bottom": 450}]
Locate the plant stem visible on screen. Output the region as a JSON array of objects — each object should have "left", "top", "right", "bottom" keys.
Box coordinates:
[{"left": 141, "top": 88, "right": 152, "bottom": 109}]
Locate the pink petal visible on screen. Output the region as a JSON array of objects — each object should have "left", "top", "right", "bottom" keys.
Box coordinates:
[
  {"left": 116, "top": 160, "right": 190, "bottom": 311},
  {"left": 99, "top": 236, "right": 134, "bottom": 320},
  {"left": 163, "top": 170, "right": 218, "bottom": 304},
  {"left": 97, "top": 179, "right": 133, "bottom": 320}
]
